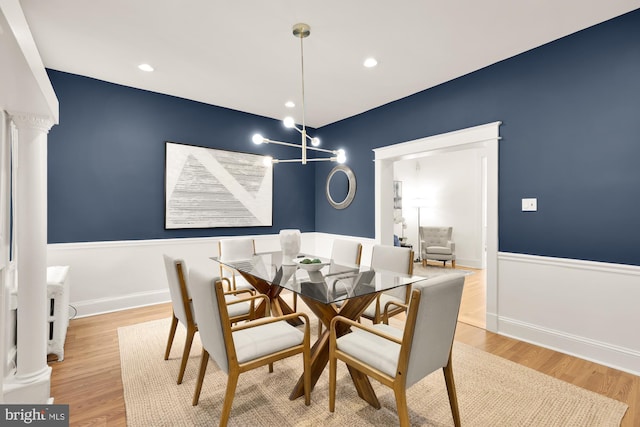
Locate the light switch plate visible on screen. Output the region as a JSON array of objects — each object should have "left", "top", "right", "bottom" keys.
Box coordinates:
[{"left": 522, "top": 198, "right": 537, "bottom": 211}]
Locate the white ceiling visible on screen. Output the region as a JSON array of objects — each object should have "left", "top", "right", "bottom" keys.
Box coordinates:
[{"left": 19, "top": 0, "right": 640, "bottom": 128}]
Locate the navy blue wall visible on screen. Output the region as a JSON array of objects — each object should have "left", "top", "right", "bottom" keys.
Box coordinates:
[
  {"left": 315, "top": 9, "right": 640, "bottom": 266},
  {"left": 48, "top": 9, "right": 640, "bottom": 266},
  {"left": 47, "top": 71, "right": 316, "bottom": 243}
]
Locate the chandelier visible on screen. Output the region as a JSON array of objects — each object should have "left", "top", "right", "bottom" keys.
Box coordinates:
[{"left": 252, "top": 23, "right": 346, "bottom": 165}]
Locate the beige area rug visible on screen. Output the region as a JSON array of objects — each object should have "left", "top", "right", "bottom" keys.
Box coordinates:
[
  {"left": 412, "top": 263, "right": 475, "bottom": 278},
  {"left": 119, "top": 318, "right": 627, "bottom": 426}
]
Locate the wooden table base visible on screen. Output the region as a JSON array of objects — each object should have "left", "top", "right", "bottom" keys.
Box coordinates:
[
  {"left": 289, "top": 293, "right": 381, "bottom": 408},
  {"left": 237, "top": 270, "right": 303, "bottom": 326}
]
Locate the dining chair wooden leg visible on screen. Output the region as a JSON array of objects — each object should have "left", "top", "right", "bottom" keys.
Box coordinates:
[
  {"left": 443, "top": 356, "right": 461, "bottom": 427},
  {"left": 303, "top": 339, "right": 311, "bottom": 406},
  {"left": 317, "top": 319, "right": 323, "bottom": 340},
  {"left": 394, "top": 386, "right": 410, "bottom": 427},
  {"left": 268, "top": 363, "right": 273, "bottom": 373},
  {"left": 177, "top": 325, "right": 197, "bottom": 384},
  {"left": 220, "top": 371, "right": 240, "bottom": 427},
  {"left": 164, "top": 314, "right": 179, "bottom": 360},
  {"left": 192, "top": 349, "right": 209, "bottom": 406},
  {"left": 329, "top": 350, "right": 338, "bottom": 412}
]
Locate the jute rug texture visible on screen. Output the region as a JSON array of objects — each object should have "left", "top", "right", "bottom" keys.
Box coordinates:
[{"left": 118, "top": 316, "right": 627, "bottom": 426}]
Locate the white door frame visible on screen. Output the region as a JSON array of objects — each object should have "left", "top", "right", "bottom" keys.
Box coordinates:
[{"left": 373, "top": 121, "right": 501, "bottom": 331}]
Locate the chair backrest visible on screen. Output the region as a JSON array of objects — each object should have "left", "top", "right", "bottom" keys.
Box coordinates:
[
  {"left": 402, "top": 274, "right": 465, "bottom": 388},
  {"left": 370, "top": 245, "right": 414, "bottom": 301},
  {"left": 331, "top": 239, "right": 362, "bottom": 266},
  {"left": 162, "top": 254, "right": 195, "bottom": 327},
  {"left": 188, "top": 267, "right": 231, "bottom": 374},
  {"left": 218, "top": 238, "right": 255, "bottom": 261},
  {"left": 370, "top": 244, "right": 413, "bottom": 274},
  {"left": 420, "top": 226, "right": 452, "bottom": 247}
]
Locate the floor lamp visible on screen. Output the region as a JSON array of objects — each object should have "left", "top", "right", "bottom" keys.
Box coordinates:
[
  {"left": 416, "top": 206, "right": 422, "bottom": 262},
  {"left": 413, "top": 198, "right": 428, "bottom": 262}
]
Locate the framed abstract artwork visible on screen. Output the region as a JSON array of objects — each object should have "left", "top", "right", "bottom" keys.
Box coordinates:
[
  {"left": 165, "top": 141, "right": 273, "bottom": 229},
  {"left": 393, "top": 180, "right": 402, "bottom": 209}
]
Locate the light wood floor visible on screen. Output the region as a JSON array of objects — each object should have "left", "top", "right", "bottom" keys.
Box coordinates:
[
  {"left": 49, "top": 271, "right": 638, "bottom": 426},
  {"left": 419, "top": 261, "right": 486, "bottom": 329}
]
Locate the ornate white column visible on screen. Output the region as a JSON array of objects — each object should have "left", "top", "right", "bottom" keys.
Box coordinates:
[{"left": 3, "top": 112, "right": 54, "bottom": 403}]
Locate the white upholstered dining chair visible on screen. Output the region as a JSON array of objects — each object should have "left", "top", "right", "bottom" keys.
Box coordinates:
[
  {"left": 330, "top": 239, "right": 363, "bottom": 267},
  {"left": 189, "top": 267, "right": 311, "bottom": 426},
  {"left": 293, "top": 238, "right": 363, "bottom": 311},
  {"left": 162, "top": 254, "right": 256, "bottom": 384},
  {"left": 218, "top": 238, "right": 257, "bottom": 293},
  {"left": 360, "top": 244, "right": 414, "bottom": 324},
  {"left": 311, "top": 239, "right": 363, "bottom": 335},
  {"left": 329, "top": 274, "right": 465, "bottom": 427}
]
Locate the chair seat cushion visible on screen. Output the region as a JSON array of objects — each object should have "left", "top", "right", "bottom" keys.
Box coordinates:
[
  {"left": 337, "top": 323, "right": 402, "bottom": 378},
  {"left": 426, "top": 245, "right": 452, "bottom": 255},
  {"left": 224, "top": 295, "right": 251, "bottom": 318},
  {"left": 233, "top": 276, "right": 256, "bottom": 292},
  {"left": 233, "top": 320, "right": 304, "bottom": 364},
  {"left": 362, "top": 293, "right": 404, "bottom": 318}
]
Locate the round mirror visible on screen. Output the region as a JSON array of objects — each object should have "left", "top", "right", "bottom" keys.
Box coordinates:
[{"left": 326, "top": 165, "right": 356, "bottom": 209}]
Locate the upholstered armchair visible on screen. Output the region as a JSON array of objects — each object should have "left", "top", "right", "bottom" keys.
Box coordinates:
[
  {"left": 189, "top": 268, "right": 311, "bottom": 424},
  {"left": 329, "top": 274, "right": 465, "bottom": 426},
  {"left": 419, "top": 226, "right": 456, "bottom": 268},
  {"left": 162, "top": 254, "right": 256, "bottom": 385}
]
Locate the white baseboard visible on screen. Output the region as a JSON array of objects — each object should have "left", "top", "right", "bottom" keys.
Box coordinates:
[
  {"left": 73, "top": 289, "right": 171, "bottom": 318},
  {"left": 499, "top": 315, "right": 640, "bottom": 377},
  {"left": 486, "top": 312, "right": 498, "bottom": 331}
]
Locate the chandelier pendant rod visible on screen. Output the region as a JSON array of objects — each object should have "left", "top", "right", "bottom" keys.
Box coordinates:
[
  {"left": 250, "top": 23, "right": 345, "bottom": 165},
  {"left": 299, "top": 31, "right": 307, "bottom": 164}
]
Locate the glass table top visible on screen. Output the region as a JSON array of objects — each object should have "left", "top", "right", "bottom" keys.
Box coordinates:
[{"left": 214, "top": 251, "right": 427, "bottom": 305}]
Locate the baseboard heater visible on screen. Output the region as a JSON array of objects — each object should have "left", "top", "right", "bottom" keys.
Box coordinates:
[{"left": 47, "top": 265, "right": 70, "bottom": 361}]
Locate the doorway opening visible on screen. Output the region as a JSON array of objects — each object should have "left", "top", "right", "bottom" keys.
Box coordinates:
[{"left": 373, "top": 122, "right": 500, "bottom": 332}]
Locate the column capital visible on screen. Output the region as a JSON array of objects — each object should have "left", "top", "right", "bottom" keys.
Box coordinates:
[{"left": 8, "top": 111, "right": 54, "bottom": 134}]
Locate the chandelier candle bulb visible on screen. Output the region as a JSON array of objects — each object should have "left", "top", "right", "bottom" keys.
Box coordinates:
[{"left": 283, "top": 117, "right": 296, "bottom": 128}]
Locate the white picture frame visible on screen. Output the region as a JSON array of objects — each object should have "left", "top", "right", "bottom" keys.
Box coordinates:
[{"left": 165, "top": 141, "right": 273, "bottom": 229}]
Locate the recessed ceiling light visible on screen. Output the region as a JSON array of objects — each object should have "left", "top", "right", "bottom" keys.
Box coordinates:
[
  {"left": 363, "top": 57, "right": 378, "bottom": 68},
  {"left": 285, "top": 101, "right": 295, "bottom": 108},
  {"left": 138, "top": 63, "right": 154, "bottom": 72}
]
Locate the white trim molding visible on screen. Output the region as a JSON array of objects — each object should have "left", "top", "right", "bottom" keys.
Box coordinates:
[
  {"left": 497, "top": 252, "right": 640, "bottom": 376},
  {"left": 373, "top": 121, "right": 501, "bottom": 332}
]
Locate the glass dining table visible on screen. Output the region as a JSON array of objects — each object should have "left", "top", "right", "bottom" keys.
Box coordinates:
[{"left": 212, "top": 250, "right": 427, "bottom": 408}]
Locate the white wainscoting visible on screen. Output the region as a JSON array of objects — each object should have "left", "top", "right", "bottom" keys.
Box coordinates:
[
  {"left": 46, "top": 233, "right": 376, "bottom": 318},
  {"left": 48, "top": 237, "right": 640, "bottom": 375},
  {"left": 497, "top": 252, "right": 640, "bottom": 376},
  {"left": 47, "top": 234, "right": 281, "bottom": 318}
]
